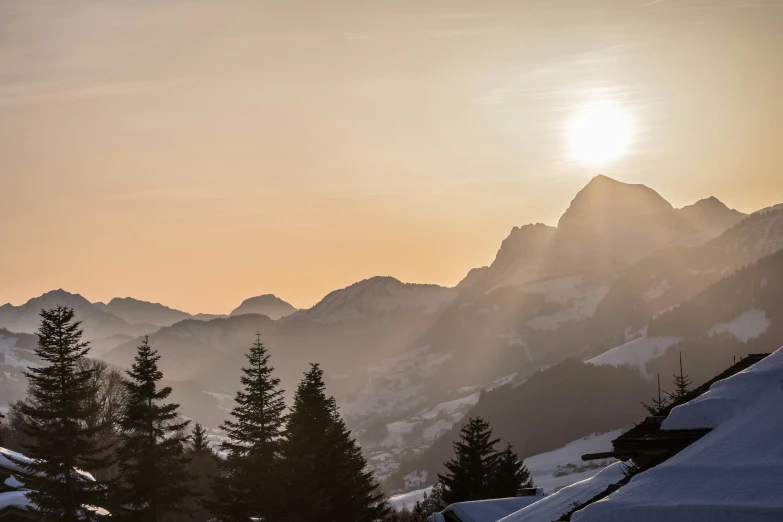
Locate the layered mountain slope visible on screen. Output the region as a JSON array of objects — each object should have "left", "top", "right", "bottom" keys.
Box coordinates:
[
  {"left": 295, "top": 277, "right": 457, "bottom": 324},
  {"left": 593, "top": 204, "right": 783, "bottom": 341},
  {"left": 0, "top": 290, "right": 154, "bottom": 340},
  {"left": 95, "top": 297, "right": 192, "bottom": 327},
  {"left": 230, "top": 294, "right": 296, "bottom": 319},
  {"left": 675, "top": 196, "right": 746, "bottom": 243}
]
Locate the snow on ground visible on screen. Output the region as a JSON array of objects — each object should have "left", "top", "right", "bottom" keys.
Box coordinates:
[
  {"left": 525, "top": 430, "right": 622, "bottom": 493},
  {"left": 447, "top": 494, "right": 547, "bottom": 522},
  {"left": 499, "top": 462, "right": 626, "bottom": 522},
  {"left": 0, "top": 334, "right": 38, "bottom": 369},
  {"left": 389, "top": 486, "right": 434, "bottom": 511},
  {"left": 587, "top": 337, "right": 682, "bottom": 378},
  {"left": 642, "top": 278, "right": 671, "bottom": 301},
  {"left": 527, "top": 286, "right": 609, "bottom": 331},
  {"left": 707, "top": 308, "right": 770, "bottom": 342},
  {"left": 573, "top": 345, "right": 783, "bottom": 522},
  {"left": 343, "top": 345, "right": 452, "bottom": 418}
]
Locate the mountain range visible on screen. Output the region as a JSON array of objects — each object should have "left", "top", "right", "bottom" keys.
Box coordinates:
[{"left": 2, "top": 175, "right": 780, "bottom": 495}]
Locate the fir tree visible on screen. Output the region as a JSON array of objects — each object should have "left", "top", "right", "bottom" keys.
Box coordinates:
[
  {"left": 411, "top": 500, "right": 426, "bottom": 522},
  {"left": 283, "top": 363, "right": 388, "bottom": 521},
  {"left": 438, "top": 417, "right": 501, "bottom": 505},
  {"left": 117, "top": 335, "right": 192, "bottom": 521},
  {"left": 0, "top": 409, "right": 5, "bottom": 446},
  {"left": 15, "top": 306, "right": 110, "bottom": 521},
  {"left": 672, "top": 352, "right": 693, "bottom": 402},
  {"left": 423, "top": 482, "right": 446, "bottom": 513},
  {"left": 491, "top": 443, "right": 533, "bottom": 498},
  {"left": 642, "top": 373, "right": 670, "bottom": 416},
  {"left": 190, "top": 423, "right": 212, "bottom": 456},
  {"left": 206, "top": 333, "right": 287, "bottom": 522},
  {"left": 183, "top": 423, "right": 219, "bottom": 522}
]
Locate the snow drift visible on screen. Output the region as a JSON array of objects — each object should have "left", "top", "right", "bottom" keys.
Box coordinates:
[{"left": 572, "top": 345, "right": 783, "bottom": 522}]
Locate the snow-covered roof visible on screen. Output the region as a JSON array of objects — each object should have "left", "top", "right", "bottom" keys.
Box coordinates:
[
  {"left": 497, "top": 462, "right": 626, "bottom": 522},
  {"left": 0, "top": 490, "right": 32, "bottom": 511},
  {"left": 1, "top": 447, "right": 97, "bottom": 482},
  {"left": 572, "top": 345, "right": 783, "bottom": 522},
  {"left": 443, "top": 494, "right": 545, "bottom": 522}
]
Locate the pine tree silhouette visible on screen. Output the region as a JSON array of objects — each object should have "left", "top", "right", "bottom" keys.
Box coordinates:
[
  {"left": 190, "top": 422, "right": 212, "bottom": 456},
  {"left": 672, "top": 352, "right": 693, "bottom": 401},
  {"left": 438, "top": 417, "right": 501, "bottom": 505},
  {"left": 15, "top": 306, "right": 110, "bottom": 521},
  {"left": 187, "top": 422, "right": 219, "bottom": 522},
  {"left": 642, "top": 373, "right": 670, "bottom": 416},
  {"left": 117, "top": 335, "right": 192, "bottom": 521},
  {"left": 491, "top": 443, "right": 534, "bottom": 498},
  {"left": 206, "top": 333, "right": 287, "bottom": 522}
]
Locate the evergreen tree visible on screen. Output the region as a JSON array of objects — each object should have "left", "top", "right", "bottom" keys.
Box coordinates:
[
  {"left": 180, "top": 423, "right": 219, "bottom": 522},
  {"left": 411, "top": 501, "right": 426, "bottom": 522},
  {"left": 491, "top": 443, "right": 533, "bottom": 498},
  {"left": 117, "top": 336, "right": 192, "bottom": 521},
  {"left": 423, "top": 482, "right": 446, "bottom": 513},
  {"left": 672, "top": 352, "right": 693, "bottom": 401},
  {"left": 0, "top": 409, "right": 5, "bottom": 446},
  {"left": 15, "top": 306, "right": 110, "bottom": 521},
  {"left": 438, "top": 417, "right": 501, "bottom": 505},
  {"left": 283, "top": 363, "right": 388, "bottom": 522},
  {"left": 206, "top": 333, "right": 287, "bottom": 522},
  {"left": 190, "top": 423, "right": 212, "bottom": 455},
  {"left": 642, "top": 373, "right": 670, "bottom": 416}
]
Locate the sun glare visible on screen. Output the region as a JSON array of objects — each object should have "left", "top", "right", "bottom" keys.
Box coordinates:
[{"left": 568, "top": 104, "right": 634, "bottom": 164}]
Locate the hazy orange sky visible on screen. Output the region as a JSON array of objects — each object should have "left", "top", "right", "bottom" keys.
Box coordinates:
[{"left": 2, "top": 0, "right": 782, "bottom": 313}]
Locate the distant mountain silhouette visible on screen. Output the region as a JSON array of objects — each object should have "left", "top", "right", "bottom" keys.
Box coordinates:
[
  {"left": 95, "top": 296, "right": 192, "bottom": 327},
  {"left": 0, "top": 289, "right": 154, "bottom": 340},
  {"left": 5, "top": 176, "right": 781, "bottom": 498},
  {"left": 296, "top": 276, "right": 457, "bottom": 324},
  {"left": 230, "top": 294, "right": 297, "bottom": 319}
]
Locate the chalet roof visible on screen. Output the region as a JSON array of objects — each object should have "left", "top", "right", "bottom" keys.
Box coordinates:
[{"left": 583, "top": 353, "right": 770, "bottom": 464}]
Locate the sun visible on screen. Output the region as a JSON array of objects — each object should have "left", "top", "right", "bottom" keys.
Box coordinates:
[{"left": 567, "top": 104, "right": 634, "bottom": 164}]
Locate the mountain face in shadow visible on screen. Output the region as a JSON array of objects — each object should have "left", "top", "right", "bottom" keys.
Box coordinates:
[{"left": 230, "top": 294, "right": 297, "bottom": 319}]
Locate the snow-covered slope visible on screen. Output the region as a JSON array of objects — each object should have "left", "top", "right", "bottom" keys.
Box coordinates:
[
  {"left": 389, "top": 486, "right": 434, "bottom": 511},
  {"left": 587, "top": 337, "right": 681, "bottom": 378},
  {"left": 707, "top": 309, "right": 769, "bottom": 342},
  {"left": 499, "top": 462, "right": 626, "bottom": 522},
  {"left": 298, "top": 277, "right": 456, "bottom": 324},
  {"left": 573, "top": 346, "right": 783, "bottom": 522},
  {"left": 524, "top": 430, "right": 621, "bottom": 493},
  {"left": 447, "top": 495, "right": 547, "bottom": 522}
]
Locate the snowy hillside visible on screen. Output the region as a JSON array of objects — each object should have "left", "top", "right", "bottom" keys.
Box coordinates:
[
  {"left": 587, "top": 337, "right": 681, "bottom": 378},
  {"left": 707, "top": 308, "right": 769, "bottom": 342},
  {"left": 573, "top": 346, "right": 783, "bottom": 522},
  {"left": 523, "top": 431, "right": 621, "bottom": 493}
]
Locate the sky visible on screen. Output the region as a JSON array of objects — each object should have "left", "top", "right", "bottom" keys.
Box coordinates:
[{"left": 1, "top": 0, "right": 782, "bottom": 313}]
